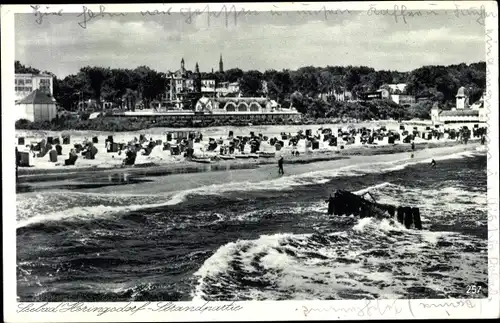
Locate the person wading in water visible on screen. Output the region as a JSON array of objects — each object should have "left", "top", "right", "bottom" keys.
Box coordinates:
[
  {"left": 278, "top": 156, "right": 284, "bottom": 175},
  {"left": 430, "top": 159, "right": 436, "bottom": 168}
]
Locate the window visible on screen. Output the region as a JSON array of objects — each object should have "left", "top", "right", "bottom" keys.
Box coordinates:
[{"left": 25, "top": 79, "right": 32, "bottom": 85}]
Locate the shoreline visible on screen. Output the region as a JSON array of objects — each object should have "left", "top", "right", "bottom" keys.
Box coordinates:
[{"left": 17, "top": 139, "right": 482, "bottom": 184}]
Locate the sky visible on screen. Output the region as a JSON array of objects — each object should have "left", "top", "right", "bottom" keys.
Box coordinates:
[{"left": 15, "top": 8, "right": 486, "bottom": 78}]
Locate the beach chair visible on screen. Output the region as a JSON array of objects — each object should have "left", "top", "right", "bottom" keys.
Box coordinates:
[
  {"left": 55, "top": 144, "right": 63, "bottom": 155},
  {"left": 123, "top": 151, "right": 137, "bottom": 166},
  {"left": 32, "top": 141, "right": 42, "bottom": 152},
  {"left": 18, "top": 137, "right": 25, "bottom": 146},
  {"left": 19, "top": 151, "right": 30, "bottom": 167},
  {"left": 49, "top": 149, "right": 58, "bottom": 163},
  {"left": 64, "top": 154, "right": 78, "bottom": 166},
  {"left": 163, "top": 142, "right": 171, "bottom": 151},
  {"left": 170, "top": 145, "right": 180, "bottom": 155},
  {"left": 107, "top": 142, "right": 119, "bottom": 153},
  {"left": 37, "top": 146, "right": 48, "bottom": 158},
  {"left": 53, "top": 137, "right": 60, "bottom": 145},
  {"left": 74, "top": 144, "right": 83, "bottom": 153},
  {"left": 142, "top": 147, "right": 152, "bottom": 156},
  {"left": 107, "top": 135, "right": 114, "bottom": 143},
  {"left": 208, "top": 140, "right": 218, "bottom": 151},
  {"left": 47, "top": 137, "right": 54, "bottom": 145},
  {"left": 63, "top": 136, "right": 70, "bottom": 145},
  {"left": 84, "top": 146, "right": 98, "bottom": 159},
  {"left": 92, "top": 136, "right": 99, "bottom": 144}
]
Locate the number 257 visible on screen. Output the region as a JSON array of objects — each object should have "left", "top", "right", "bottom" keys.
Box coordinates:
[{"left": 466, "top": 285, "right": 482, "bottom": 294}]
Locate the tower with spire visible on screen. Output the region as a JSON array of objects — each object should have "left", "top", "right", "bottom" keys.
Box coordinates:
[
  {"left": 219, "top": 54, "right": 224, "bottom": 73},
  {"left": 194, "top": 62, "right": 202, "bottom": 93},
  {"left": 181, "top": 58, "right": 185, "bottom": 74}
]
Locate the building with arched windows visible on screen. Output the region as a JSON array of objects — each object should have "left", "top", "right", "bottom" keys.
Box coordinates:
[{"left": 192, "top": 96, "right": 301, "bottom": 120}]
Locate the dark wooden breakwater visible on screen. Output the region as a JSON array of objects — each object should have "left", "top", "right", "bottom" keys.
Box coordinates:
[{"left": 327, "top": 190, "right": 422, "bottom": 230}]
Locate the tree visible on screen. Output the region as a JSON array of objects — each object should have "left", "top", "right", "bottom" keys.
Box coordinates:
[
  {"left": 15, "top": 61, "right": 40, "bottom": 74},
  {"left": 142, "top": 70, "right": 168, "bottom": 109},
  {"left": 224, "top": 68, "right": 244, "bottom": 83},
  {"left": 80, "top": 66, "right": 110, "bottom": 109},
  {"left": 240, "top": 70, "right": 263, "bottom": 96},
  {"left": 102, "top": 69, "right": 133, "bottom": 105},
  {"left": 344, "top": 67, "right": 361, "bottom": 91}
]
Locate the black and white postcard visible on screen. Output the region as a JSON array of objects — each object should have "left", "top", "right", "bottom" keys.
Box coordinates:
[{"left": 2, "top": 2, "right": 499, "bottom": 322}]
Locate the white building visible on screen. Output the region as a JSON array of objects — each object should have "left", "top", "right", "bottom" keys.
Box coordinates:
[
  {"left": 194, "top": 97, "right": 296, "bottom": 115},
  {"left": 15, "top": 73, "right": 53, "bottom": 102},
  {"left": 387, "top": 83, "right": 408, "bottom": 93},
  {"left": 201, "top": 79, "right": 216, "bottom": 91},
  {"left": 431, "top": 89, "right": 486, "bottom": 124},
  {"left": 378, "top": 85, "right": 416, "bottom": 105},
  {"left": 16, "top": 89, "right": 58, "bottom": 122}
]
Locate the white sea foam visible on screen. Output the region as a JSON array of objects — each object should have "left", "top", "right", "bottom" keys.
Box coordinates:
[
  {"left": 16, "top": 149, "right": 484, "bottom": 228},
  {"left": 192, "top": 213, "right": 487, "bottom": 300}
]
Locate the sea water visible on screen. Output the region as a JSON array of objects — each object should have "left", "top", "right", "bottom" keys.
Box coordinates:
[{"left": 16, "top": 151, "right": 488, "bottom": 301}]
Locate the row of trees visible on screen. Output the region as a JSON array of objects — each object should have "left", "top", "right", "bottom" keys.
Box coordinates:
[
  {"left": 15, "top": 61, "right": 168, "bottom": 112},
  {"left": 15, "top": 60, "right": 486, "bottom": 120}
]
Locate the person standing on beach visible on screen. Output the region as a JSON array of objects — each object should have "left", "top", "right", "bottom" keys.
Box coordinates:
[
  {"left": 431, "top": 159, "right": 436, "bottom": 168},
  {"left": 411, "top": 142, "right": 415, "bottom": 151},
  {"left": 278, "top": 156, "right": 284, "bottom": 175}
]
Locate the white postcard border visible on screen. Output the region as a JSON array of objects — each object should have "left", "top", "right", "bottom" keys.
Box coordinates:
[{"left": 2, "top": 2, "right": 499, "bottom": 322}]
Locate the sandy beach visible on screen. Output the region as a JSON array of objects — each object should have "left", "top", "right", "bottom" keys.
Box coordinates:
[{"left": 16, "top": 121, "right": 485, "bottom": 184}]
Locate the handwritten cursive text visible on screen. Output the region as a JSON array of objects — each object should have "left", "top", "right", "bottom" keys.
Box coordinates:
[
  {"left": 302, "top": 299, "right": 403, "bottom": 318},
  {"left": 77, "top": 5, "right": 127, "bottom": 29},
  {"left": 30, "top": 5, "right": 63, "bottom": 25}
]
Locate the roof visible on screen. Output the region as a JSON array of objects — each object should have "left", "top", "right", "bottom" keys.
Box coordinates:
[
  {"left": 16, "top": 89, "right": 56, "bottom": 105},
  {"left": 216, "top": 97, "right": 269, "bottom": 103},
  {"left": 456, "top": 86, "right": 466, "bottom": 97},
  {"left": 388, "top": 83, "right": 407, "bottom": 92},
  {"left": 15, "top": 73, "right": 52, "bottom": 78},
  {"left": 440, "top": 109, "right": 479, "bottom": 117}
]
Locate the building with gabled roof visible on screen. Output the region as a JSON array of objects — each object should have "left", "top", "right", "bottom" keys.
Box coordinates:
[{"left": 15, "top": 89, "right": 58, "bottom": 122}]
